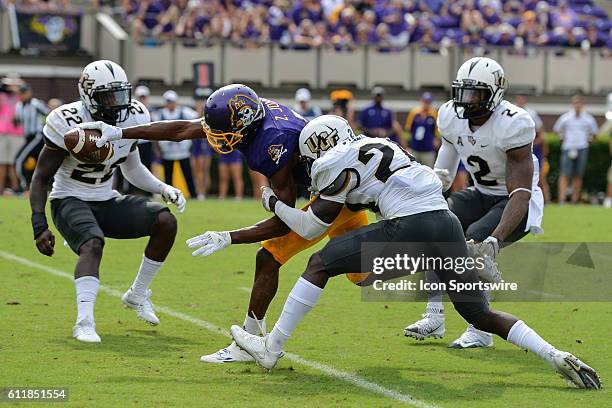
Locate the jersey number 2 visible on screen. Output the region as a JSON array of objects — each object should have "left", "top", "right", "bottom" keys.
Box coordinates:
[
  {"left": 358, "top": 143, "right": 412, "bottom": 183},
  {"left": 466, "top": 155, "right": 498, "bottom": 186}
]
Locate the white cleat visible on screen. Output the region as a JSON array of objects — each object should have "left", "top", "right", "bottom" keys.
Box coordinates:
[
  {"left": 404, "top": 312, "right": 445, "bottom": 340},
  {"left": 551, "top": 351, "right": 602, "bottom": 389},
  {"left": 200, "top": 341, "right": 255, "bottom": 363},
  {"left": 230, "top": 325, "right": 283, "bottom": 371},
  {"left": 72, "top": 318, "right": 101, "bottom": 343},
  {"left": 449, "top": 324, "right": 493, "bottom": 348},
  {"left": 121, "top": 288, "right": 160, "bottom": 325}
]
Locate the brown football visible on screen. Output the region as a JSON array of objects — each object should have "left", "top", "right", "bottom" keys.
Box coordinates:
[{"left": 63, "top": 128, "right": 113, "bottom": 164}]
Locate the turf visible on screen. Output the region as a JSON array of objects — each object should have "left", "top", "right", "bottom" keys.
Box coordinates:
[{"left": 0, "top": 197, "right": 610, "bottom": 407}]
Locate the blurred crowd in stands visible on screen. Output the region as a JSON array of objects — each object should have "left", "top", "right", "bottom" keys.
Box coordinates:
[
  {"left": 102, "top": 0, "right": 612, "bottom": 52},
  {"left": 4, "top": 1, "right": 610, "bottom": 52}
]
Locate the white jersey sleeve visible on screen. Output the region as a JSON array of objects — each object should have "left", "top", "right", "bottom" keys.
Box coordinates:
[
  {"left": 311, "top": 145, "right": 354, "bottom": 204},
  {"left": 43, "top": 101, "right": 86, "bottom": 151},
  {"left": 436, "top": 101, "right": 456, "bottom": 143},
  {"left": 495, "top": 107, "right": 536, "bottom": 152}
]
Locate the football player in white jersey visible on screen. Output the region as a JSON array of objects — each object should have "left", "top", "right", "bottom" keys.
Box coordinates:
[
  {"left": 404, "top": 57, "right": 545, "bottom": 348},
  {"left": 29, "top": 60, "right": 186, "bottom": 343},
  {"left": 221, "top": 115, "right": 598, "bottom": 389}
]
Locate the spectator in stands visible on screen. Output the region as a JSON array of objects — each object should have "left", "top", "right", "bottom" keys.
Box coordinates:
[
  {"left": 131, "top": 0, "right": 167, "bottom": 42},
  {"left": 517, "top": 10, "right": 545, "bottom": 46},
  {"left": 584, "top": 25, "right": 606, "bottom": 49},
  {"left": 14, "top": 83, "right": 48, "bottom": 190},
  {"left": 0, "top": 75, "right": 24, "bottom": 195},
  {"left": 268, "top": 0, "right": 292, "bottom": 45},
  {"left": 358, "top": 86, "right": 405, "bottom": 148},
  {"left": 375, "top": 23, "right": 394, "bottom": 52},
  {"left": 293, "top": 88, "right": 321, "bottom": 121},
  {"left": 404, "top": 92, "right": 439, "bottom": 168},
  {"left": 551, "top": 0, "right": 576, "bottom": 31},
  {"left": 488, "top": 24, "right": 516, "bottom": 47},
  {"left": 515, "top": 95, "right": 550, "bottom": 203},
  {"left": 192, "top": 97, "right": 212, "bottom": 200},
  {"left": 155, "top": 90, "right": 198, "bottom": 198},
  {"left": 291, "top": 0, "right": 323, "bottom": 25},
  {"left": 554, "top": 95, "right": 599, "bottom": 204},
  {"left": 291, "top": 19, "right": 323, "bottom": 49},
  {"left": 461, "top": 0, "right": 485, "bottom": 34},
  {"left": 331, "top": 25, "right": 356, "bottom": 52}
]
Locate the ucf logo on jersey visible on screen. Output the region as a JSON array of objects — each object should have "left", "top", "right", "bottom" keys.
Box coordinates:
[{"left": 303, "top": 127, "right": 340, "bottom": 157}]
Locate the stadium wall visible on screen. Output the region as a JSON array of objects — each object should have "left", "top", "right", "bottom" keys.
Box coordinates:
[{"left": 123, "top": 41, "right": 612, "bottom": 95}]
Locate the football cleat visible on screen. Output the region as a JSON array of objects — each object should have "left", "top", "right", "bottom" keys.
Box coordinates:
[
  {"left": 200, "top": 341, "right": 255, "bottom": 363},
  {"left": 122, "top": 288, "right": 160, "bottom": 325},
  {"left": 230, "top": 325, "right": 283, "bottom": 371},
  {"left": 404, "top": 312, "right": 445, "bottom": 340},
  {"left": 551, "top": 351, "right": 602, "bottom": 390},
  {"left": 449, "top": 324, "right": 493, "bottom": 348},
  {"left": 72, "top": 317, "right": 101, "bottom": 343}
]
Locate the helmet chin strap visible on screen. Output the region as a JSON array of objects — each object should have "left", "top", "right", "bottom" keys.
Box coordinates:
[{"left": 91, "top": 110, "right": 118, "bottom": 126}]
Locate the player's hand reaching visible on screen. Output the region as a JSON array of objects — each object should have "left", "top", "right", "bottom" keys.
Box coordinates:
[
  {"left": 78, "top": 121, "right": 123, "bottom": 147},
  {"left": 186, "top": 231, "right": 231, "bottom": 257},
  {"left": 35, "top": 229, "right": 55, "bottom": 257},
  {"left": 433, "top": 168, "right": 452, "bottom": 191},
  {"left": 475, "top": 236, "right": 500, "bottom": 260},
  {"left": 260, "top": 186, "right": 278, "bottom": 212},
  {"left": 161, "top": 185, "right": 186, "bottom": 213}
]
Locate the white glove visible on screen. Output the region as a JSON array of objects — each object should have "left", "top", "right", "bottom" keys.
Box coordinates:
[
  {"left": 433, "top": 168, "right": 452, "bottom": 191},
  {"left": 475, "top": 236, "right": 500, "bottom": 261},
  {"left": 161, "top": 185, "right": 186, "bottom": 213},
  {"left": 186, "top": 231, "right": 231, "bottom": 257},
  {"left": 78, "top": 121, "right": 123, "bottom": 147},
  {"left": 260, "top": 186, "right": 277, "bottom": 212}
]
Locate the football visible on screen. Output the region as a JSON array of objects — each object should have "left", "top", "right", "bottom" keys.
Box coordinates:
[{"left": 63, "top": 127, "right": 113, "bottom": 164}]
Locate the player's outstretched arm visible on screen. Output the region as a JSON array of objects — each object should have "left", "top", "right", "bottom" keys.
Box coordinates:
[
  {"left": 187, "top": 159, "right": 298, "bottom": 256},
  {"left": 83, "top": 119, "right": 204, "bottom": 147},
  {"left": 227, "top": 158, "right": 298, "bottom": 244},
  {"left": 490, "top": 144, "right": 533, "bottom": 244},
  {"left": 30, "top": 146, "right": 67, "bottom": 256},
  {"left": 119, "top": 150, "right": 186, "bottom": 213}
]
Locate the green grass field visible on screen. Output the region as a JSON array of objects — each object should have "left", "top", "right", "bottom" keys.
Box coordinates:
[{"left": 0, "top": 197, "right": 610, "bottom": 407}]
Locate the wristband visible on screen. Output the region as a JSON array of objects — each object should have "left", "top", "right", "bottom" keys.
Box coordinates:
[
  {"left": 269, "top": 196, "right": 279, "bottom": 213},
  {"left": 31, "top": 212, "right": 48, "bottom": 239}
]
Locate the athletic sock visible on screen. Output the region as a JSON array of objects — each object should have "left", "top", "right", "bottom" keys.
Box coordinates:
[
  {"left": 131, "top": 255, "right": 164, "bottom": 299},
  {"left": 267, "top": 277, "right": 323, "bottom": 353},
  {"left": 507, "top": 320, "right": 558, "bottom": 364},
  {"left": 243, "top": 314, "right": 266, "bottom": 335},
  {"left": 75, "top": 276, "right": 100, "bottom": 324},
  {"left": 425, "top": 270, "right": 444, "bottom": 314}
]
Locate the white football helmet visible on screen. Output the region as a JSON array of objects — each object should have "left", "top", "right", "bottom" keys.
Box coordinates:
[
  {"left": 298, "top": 115, "right": 356, "bottom": 171},
  {"left": 78, "top": 60, "right": 132, "bottom": 124},
  {"left": 452, "top": 57, "right": 508, "bottom": 119}
]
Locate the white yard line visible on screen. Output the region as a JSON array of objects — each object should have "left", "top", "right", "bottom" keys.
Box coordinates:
[{"left": 0, "top": 250, "right": 438, "bottom": 408}]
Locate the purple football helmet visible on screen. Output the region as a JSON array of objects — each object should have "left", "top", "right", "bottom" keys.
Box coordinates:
[{"left": 201, "top": 84, "right": 264, "bottom": 154}]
